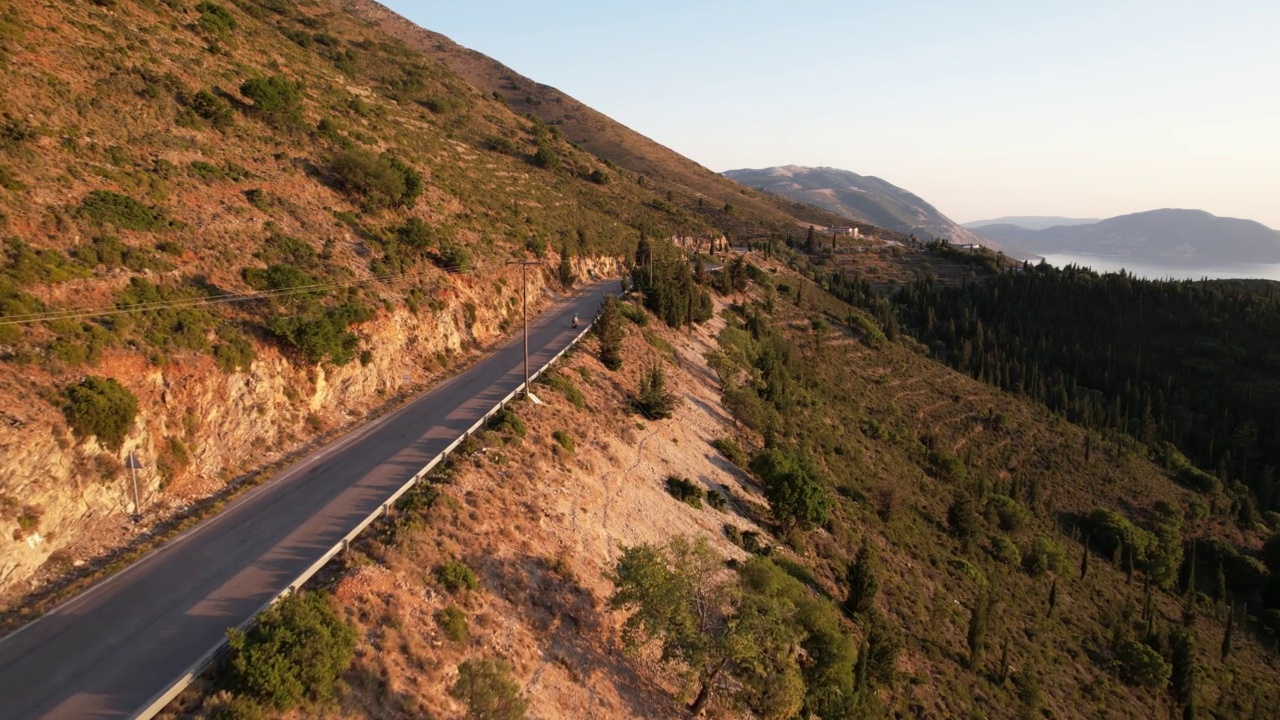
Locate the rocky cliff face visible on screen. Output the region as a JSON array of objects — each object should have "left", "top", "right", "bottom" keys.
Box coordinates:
[{"left": 0, "top": 256, "right": 620, "bottom": 601}]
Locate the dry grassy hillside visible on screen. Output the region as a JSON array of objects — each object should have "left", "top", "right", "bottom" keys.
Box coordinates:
[{"left": 165, "top": 249, "right": 1278, "bottom": 719}]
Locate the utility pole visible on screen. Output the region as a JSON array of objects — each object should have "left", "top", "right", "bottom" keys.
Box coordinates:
[
  {"left": 125, "top": 451, "right": 143, "bottom": 520},
  {"left": 507, "top": 258, "right": 541, "bottom": 400}
]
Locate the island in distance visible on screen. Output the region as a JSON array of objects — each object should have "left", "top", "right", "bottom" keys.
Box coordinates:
[{"left": 966, "top": 209, "right": 1280, "bottom": 265}]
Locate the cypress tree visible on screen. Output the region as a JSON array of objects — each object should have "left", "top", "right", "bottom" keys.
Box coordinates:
[
  {"left": 999, "top": 636, "right": 1011, "bottom": 683},
  {"left": 1080, "top": 535, "right": 1091, "bottom": 580},
  {"left": 854, "top": 637, "right": 870, "bottom": 695},
  {"left": 1184, "top": 540, "right": 1197, "bottom": 598},
  {"left": 844, "top": 544, "right": 879, "bottom": 618},
  {"left": 1221, "top": 603, "right": 1235, "bottom": 661},
  {"left": 1048, "top": 578, "right": 1058, "bottom": 618},
  {"left": 967, "top": 591, "right": 989, "bottom": 672},
  {"left": 594, "top": 295, "right": 625, "bottom": 371},
  {"left": 1170, "top": 628, "right": 1196, "bottom": 715}
]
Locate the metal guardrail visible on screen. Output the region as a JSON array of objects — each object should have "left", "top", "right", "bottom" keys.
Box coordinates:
[{"left": 134, "top": 317, "right": 597, "bottom": 719}]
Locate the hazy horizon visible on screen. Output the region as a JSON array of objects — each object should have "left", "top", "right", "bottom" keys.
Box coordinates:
[{"left": 383, "top": 1, "right": 1280, "bottom": 229}]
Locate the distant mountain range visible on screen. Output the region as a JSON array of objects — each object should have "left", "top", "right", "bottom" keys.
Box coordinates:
[
  {"left": 964, "top": 216, "right": 1100, "bottom": 231},
  {"left": 970, "top": 209, "right": 1280, "bottom": 264},
  {"left": 722, "top": 166, "right": 985, "bottom": 245}
]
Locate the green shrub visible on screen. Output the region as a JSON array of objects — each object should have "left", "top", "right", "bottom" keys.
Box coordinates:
[
  {"left": 0, "top": 164, "right": 25, "bottom": 191},
  {"left": 552, "top": 430, "right": 574, "bottom": 453},
  {"left": 436, "top": 605, "right": 469, "bottom": 642},
  {"left": 927, "top": 449, "right": 967, "bottom": 483},
  {"left": 189, "top": 160, "right": 224, "bottom": 181},
  {"left": 266, "top": 302, "right": 371, "bottom": 366},
  {"left": 1114, "top": 639, "right": 1170, "bottom": 687},
  {"left": 225, "top": 591, "right": 356, "bottom": 709},
  {"left": 243, "top": 263, "right": 317, "bottom": 293},
  {"left": 422, "top": 97, "right": 452, "bottom": 114},
  {"left": 183, "top": 89, "right": 234, "bottom": 129},
  {"left": 617, "top": 300, "right": 647, "bottom": 326},
  {"left": 79, "top": 191, "right": 165, "bottom": 231},
  {"left": 1086, "top": 508, "right": 1155, "bottom": 562},
  {"left": 711, "top": 437, "right": 747, "bottom": 469},
  {"left": 63, "top": 376, "right": 137, "bottom": 451},
  {"left": 537, "top": 372, "right": 585, "bottom": 408},
  {"left": 439, "top": 559, "right": 479, "bottom": 592},
  {"left": 239, "top": 75, "right": 304, "bottom": 129},
  {"left": 255, "top": 231, "right": 319, "bottom": 268},
  {"left": 395, "top": 217, "right": 434, "bottom": 250},
  {"left": 15, "top": 505, "right": 42, "bottom": 535},
  {"left": 990, "top": 534, "right": 1021, "bottom": 567},
  {"left": 724, "top": 524, "right": 743, "bottom": 546},
  {"left": 435, "top": 239, "right": 472, "bottom": 273},
  {"left": 214, "top": 326, "right": 256, "bottom": 373},
  {"left": 986, "top": 494, "right": 1029, "bottom": 533},
  {"left": 485, "top": 135, "right": 517, "bottom": 155},
  {"left": 741, "top": 530, "right": 767, "bottom": 554},
  {"left": 749, "top": 447, "right": 830, "bottom": 532},
  {"left": 706, "top": 490, "right": 727, "bottom": 511},
  {"left": 1023, "top": 536, "right": 1066, "bottom": 577},
  {"left": 488, "top": 407, "right": 526, "bottom": 439},
  {"left": 74, "top": 235, "right": 169, "bottom": 272},
  {"left": 243, "top": 188, "right": 268, "bottom": 209},
  {"left": 665, "top": 475, "right": 704, "bottom": 509},
  {"left": 531, "top": 144, "right": 559, "bottom": 170},
  {"left": 586, "top": 168, "right": 609, "bottom": 185},
  {"left": 155, "top": 240, "right": 184, "bottom": 256},
  {"left": 330, "top": 149, "right": 421, "bottom": 209},
  {"left": 47, "top": 320, "right": 111, "bottom": 366},
  {"left": 4, "top": 238, "right": 89, "bottom": 284},
  {"left": 205, "top": 694, "right": 264, "bottom": 720},
  {"left": 0, "top": 113, "right": 37, "bottom": 148},
  {"left": 113, "top": 278, "right": 214, "bottom": 352},
  {"left": 450, "top": 658, "right": 527, "bottom": 720},
  {"left": 195, "top": 2, "right": 237, "bottom": 37}
]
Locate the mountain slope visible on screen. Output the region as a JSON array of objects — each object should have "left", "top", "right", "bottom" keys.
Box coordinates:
[
  {"left": 722, "top": 165, "right": 985, "bottom": 245},
  {"left": 964, "top": 216, "right": 1100, "bottom": 230},
  {"left": 974, "top": 209, "right": 1280, "bottom": 263},
  {"left": 341, "top": 0, "right": 853, "bottom": 236}
]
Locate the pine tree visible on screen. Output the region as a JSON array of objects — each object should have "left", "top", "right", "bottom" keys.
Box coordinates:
[
  {"left": 594, "top": 295, "right": 626, "bottom": 371},
  {"left": 633, "top": 361, "right": 676, "bottom": 419}
]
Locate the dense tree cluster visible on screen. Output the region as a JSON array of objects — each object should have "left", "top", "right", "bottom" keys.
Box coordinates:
[
  {"left": 888, "top": 262, "right": 1280, "bottom": 520},
  {"left": 630, "top": 234, "right": 713, "bottom": 328}
]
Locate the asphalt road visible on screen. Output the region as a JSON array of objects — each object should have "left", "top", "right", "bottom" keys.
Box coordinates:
[{"left": 0, "top": 280, "right": 614, "bottom": 720}]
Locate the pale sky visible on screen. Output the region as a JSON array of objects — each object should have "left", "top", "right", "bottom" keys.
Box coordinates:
[{"left": 381, "top": 1, "right": 1280, "bottom": 229}]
